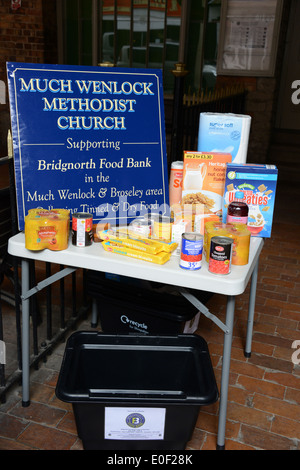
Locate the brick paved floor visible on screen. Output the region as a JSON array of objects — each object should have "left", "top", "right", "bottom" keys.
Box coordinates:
[{"left": 0, "top": 179, "right": 299, "bottom": 451}]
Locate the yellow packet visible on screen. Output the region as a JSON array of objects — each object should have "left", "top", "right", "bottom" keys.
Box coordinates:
[
  {"left": 99, "top": 229, "right": 162, "bottom": 254},
  {"left": 101, "top": 241, "right": 171, "bottom": 265},
  {"left": 99, "top": 228, "right": 178, "bottom": 254}
]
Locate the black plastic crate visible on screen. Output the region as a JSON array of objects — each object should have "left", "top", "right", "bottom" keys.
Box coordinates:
[
  {"left": 55, "top": 331, "right": 218, "bottom": 450},
  {"left": 87, "top": 274, "right": 205, "bottom": 335}
]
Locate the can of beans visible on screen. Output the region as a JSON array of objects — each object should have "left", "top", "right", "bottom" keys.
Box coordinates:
[
  {"left": 180, "top": 233, "right": 203, "bottom": 270},
  {"left": 208, "top": 236, "right": 233, "bottom": 275},
  {"left": 72, "top": 213, "right": 93, "bottom": 247}
]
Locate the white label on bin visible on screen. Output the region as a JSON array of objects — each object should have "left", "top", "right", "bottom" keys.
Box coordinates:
[{"left": 104, "top": 407, "right": 166, "bottom": 440}]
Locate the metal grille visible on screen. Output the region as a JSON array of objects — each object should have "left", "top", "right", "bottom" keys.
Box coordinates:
[
  {"left": 57, "top": 0, "right": 181, "bottom": 93},
  {"left": 0, "top": 157, "right": 89, "bottom": 404}
]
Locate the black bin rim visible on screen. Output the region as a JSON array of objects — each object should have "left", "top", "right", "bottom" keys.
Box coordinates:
[{"left": 55, "top": 332, "right": 219, "bottom": 406}]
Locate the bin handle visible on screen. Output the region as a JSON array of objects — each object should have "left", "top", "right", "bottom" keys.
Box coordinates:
[{"left": 88, "top": 389, "right": 187, "bottom": 399}]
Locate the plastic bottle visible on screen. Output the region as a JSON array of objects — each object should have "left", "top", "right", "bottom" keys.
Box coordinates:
[
  {"left": 227, "top": 191, "right": 248, "bottom": 225},
  {"left": 169, "top": 161, "right": 183, "bottom": 206}
]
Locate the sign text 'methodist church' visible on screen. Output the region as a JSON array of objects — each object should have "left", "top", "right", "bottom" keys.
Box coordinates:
[{"left": 7, "top": 62, "right": 169, "bottom": 230}]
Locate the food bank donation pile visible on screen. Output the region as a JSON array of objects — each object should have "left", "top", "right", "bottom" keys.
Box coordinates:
[{"left": 23, "top": 112, "right": 278, "bottom": 275}]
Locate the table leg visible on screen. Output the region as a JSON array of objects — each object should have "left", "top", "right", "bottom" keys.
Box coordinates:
[
  {"left": 216, "top": 295, "right": 235, "bottom": 450},
  {"left": 21, "top": 259, "right": 30, "bottom": 407},
  {"left": 244, "top": 258, "right": 259, "bottom": 358}
]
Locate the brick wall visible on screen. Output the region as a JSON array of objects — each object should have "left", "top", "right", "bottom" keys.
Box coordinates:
[
  {"left": 0, "top": 0, "right": 57, "bottom": 158},
  {"left": 0, "top": 0, "right": 45, "bottom": 85},
  {"left": 246, "top": 77, "right": 278, "bottom": 164}
]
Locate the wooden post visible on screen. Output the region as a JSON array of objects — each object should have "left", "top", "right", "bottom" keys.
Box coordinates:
[{"left": 170, "top": 62, "right": 188, "bottom": 162}]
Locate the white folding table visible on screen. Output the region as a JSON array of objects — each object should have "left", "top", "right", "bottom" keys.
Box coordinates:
[{"left": 8, "top": 232, "right": 263, "bottom": 450}]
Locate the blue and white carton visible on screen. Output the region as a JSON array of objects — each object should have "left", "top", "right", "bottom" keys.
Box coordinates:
[
  {"left": 197, "top": 113, "right": 251, "bottom": 163},
  {"left": 222, "top": 164, "right": 278, "bottom": 238}
]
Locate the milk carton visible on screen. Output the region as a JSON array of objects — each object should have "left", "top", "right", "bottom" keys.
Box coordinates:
[
  {"left": 222, "top": 164, "right": 278, "bottom": 238},
  {"left": 197, "top": 113, "right": 251, "bottom": 163}
]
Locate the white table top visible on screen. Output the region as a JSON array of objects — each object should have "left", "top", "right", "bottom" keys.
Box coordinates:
[{"left": 8, "top": 232, "right": 264, "bottom": 296}]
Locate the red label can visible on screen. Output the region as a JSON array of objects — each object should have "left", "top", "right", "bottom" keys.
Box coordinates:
[
  {"left": 209, "top": 236, "right": 233, "bottom": 275},
  {"left": 72, "top": 212, "right": 93, "bottom": 247}
]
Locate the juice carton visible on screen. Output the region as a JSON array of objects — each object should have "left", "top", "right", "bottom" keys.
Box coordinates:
[
  {"left": 222, "top": 164, "right": 278, "bottom": 238},
  {"left": 182, "top": 151, "right": 232, "bottom": 217}
]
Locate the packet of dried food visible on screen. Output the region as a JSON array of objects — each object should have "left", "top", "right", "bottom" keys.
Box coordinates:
[{"left": 182, "top": 151, "right": 232, "bottom": 218}]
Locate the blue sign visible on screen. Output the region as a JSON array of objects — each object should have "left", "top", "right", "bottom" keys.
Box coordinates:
[{"left": 7, "top": 62, "right": 169, "bottom": 230}]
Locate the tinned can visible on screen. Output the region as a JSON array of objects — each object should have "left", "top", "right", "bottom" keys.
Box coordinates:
[
  {"left": 72, "top": 212, "right": 93, "bottom": 247},
  {"left": 152, "top": 215, "right": 174, "bottom": 242},
  {"left": 180, "top": 233, "right": 203, "bottom": 270},
  {"left": 129, "top": 218, "right": 152, "bottom": 238},
  {"left": 169, "top": 160, "right": 184, "bottom": 206},
  {"left": 208, "top": 236, "right": 233, "bottom": 275}
]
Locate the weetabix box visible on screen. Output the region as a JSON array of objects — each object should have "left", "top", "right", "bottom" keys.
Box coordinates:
[{"left": 222, "top": 164, "right": 278, "bottom": 238}]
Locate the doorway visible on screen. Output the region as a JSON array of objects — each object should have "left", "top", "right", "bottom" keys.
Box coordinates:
[{"left": 275, "top": 0, "right": 300, "bottom": 130}]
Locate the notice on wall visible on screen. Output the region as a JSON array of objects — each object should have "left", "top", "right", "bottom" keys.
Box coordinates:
[
  {"left": 217, "top": 0, "right": 283, "bottom": 76},
  {"left": 7, "top": 62, "right": 169, "bottom": 231}
]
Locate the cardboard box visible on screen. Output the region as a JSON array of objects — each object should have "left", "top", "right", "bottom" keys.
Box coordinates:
[
  {"left": 182, "top": 152, "right": 232, "bottom": 217},
  {"left": 222, "top": 164, "right": 278, "bottom": 238}
]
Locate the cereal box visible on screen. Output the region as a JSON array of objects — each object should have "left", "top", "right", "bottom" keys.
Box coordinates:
[
  {"left": 222, "top": 164, "right": 278, "bottom": 238},
  {"left": 182, "top": 151, "right": 232, "bottom": 217}
]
